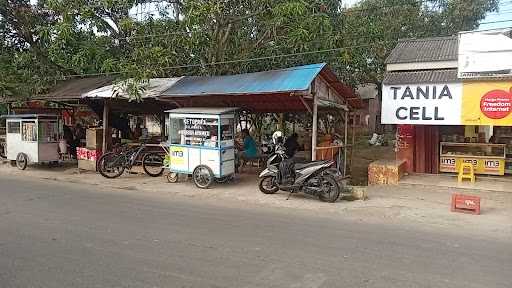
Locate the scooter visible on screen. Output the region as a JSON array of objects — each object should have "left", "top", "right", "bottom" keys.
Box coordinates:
[{"left": 258, "top": 145, "right": 340, "bottom": 203}]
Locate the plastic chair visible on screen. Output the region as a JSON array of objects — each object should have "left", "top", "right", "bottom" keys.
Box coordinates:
[{"left": 458, "top": 163, "right": 475, "bottom": 183}]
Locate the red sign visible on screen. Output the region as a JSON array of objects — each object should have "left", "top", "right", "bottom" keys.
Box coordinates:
[
  {"left": 480, "top": 89, "right": 512, "bottom": 119},
  {"left": 451, "top": 194, "right": 481, "bottom": 215}
]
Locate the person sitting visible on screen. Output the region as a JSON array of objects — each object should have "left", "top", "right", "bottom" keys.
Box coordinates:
[
  {"left": 283, "top": 133, "right": 299, "bottom": 158},
  {"left": 236, "top": 129, "right": 258, "bottom": 171}
]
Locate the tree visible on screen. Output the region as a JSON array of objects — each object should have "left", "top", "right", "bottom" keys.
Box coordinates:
[
  {"left": 0, "top": 0, "right": 500, "bottom": 100},
  {"left": 335, "top": 0, "right": 499, "bottom": 85}
]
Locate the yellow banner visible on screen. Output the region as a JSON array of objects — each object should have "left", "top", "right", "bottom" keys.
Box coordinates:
[
  {"left": 170, "top": 146, "right": 185, "bottom": 165},
  {"left": 440, "top": 156, "right": 504, "bottom": 175},
  {"left": 462, "top": 81, "right": 512, "bottom": 125}
]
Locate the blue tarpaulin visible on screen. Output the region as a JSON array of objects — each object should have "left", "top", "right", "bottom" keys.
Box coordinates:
[{"left": 161, "top": 63, "right": 327, "bottom": 96}]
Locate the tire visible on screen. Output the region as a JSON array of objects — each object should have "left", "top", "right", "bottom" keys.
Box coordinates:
[
  {"left": 97, "top": 152, "right": 125, "bottom": 179},
  {"left": 259, "top": 176, "right": 279, "bottom": 194},
  {"left": 192, "top": 165, "right": 214, "bottom": 189},
  {"left": 16, "top": 153, "right": 28, "bottom": 170},
  {"left": 142, "top": 153, "right": 164, "bottom": 177},
  {"left": 166, "top": 172, "right": 179, "bottom": 183},
  {"left": 318, "top": 175, "right": 340, "bottom": 203}
]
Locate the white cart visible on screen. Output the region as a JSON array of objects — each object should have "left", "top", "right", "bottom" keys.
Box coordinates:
[
  {"left": 166, "top": 108, "right": 237, "bottom": 188},
  {"left": 1, "top": 114, "right": 61, "bottom": 170}
]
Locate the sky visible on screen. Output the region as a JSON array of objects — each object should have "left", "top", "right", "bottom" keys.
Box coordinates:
[{"left": 479, "top": 0, "right": 512, "bottom": 30}]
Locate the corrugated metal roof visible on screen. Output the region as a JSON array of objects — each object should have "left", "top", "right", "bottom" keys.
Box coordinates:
[
  {"left": 166, "top": 107, "right": 239, "bottom": 115},
  {"left": 159, "top": 63, "right": 362, "bottom": 109},
  {"left": 383, "top": 69, "right": 459, "bottom": 85},
  {"left": 37, "top": 77, "right": 115, "bottom": 100},
  {"left": 162, "top": 63, "right": 326, "bottom": 96},
  {"left": 385, "top": 36, "right": 458, "bottom": 64},
  {"left": 82, "top": 78, "right": 182, "bottom": 99}
]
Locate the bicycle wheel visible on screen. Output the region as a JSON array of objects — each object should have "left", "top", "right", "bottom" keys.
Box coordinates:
[
  {"left": 98, "top": 152, "right": 126, "bottom": 179},
  {"left": 142, "top": 152, "right": 164, "bottom": 177}
]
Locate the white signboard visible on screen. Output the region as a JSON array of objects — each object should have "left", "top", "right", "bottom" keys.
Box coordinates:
[
  {"left": 459, "top": 29, "right": 512, "bottom": 78},
  {"left": 381, "top": 83, "right": 463, "bottom": 125}
]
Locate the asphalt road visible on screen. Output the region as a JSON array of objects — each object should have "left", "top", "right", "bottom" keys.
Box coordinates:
[{"left": 0, "top": 174, "right": 510, "bottom": 288}]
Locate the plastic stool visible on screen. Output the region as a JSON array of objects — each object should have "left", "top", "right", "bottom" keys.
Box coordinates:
[{"left": 458, "top": 163, "right": 475, "bottom": 183}]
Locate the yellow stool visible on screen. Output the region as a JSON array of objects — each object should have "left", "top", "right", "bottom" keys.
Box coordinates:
[{"left": 458, "top": 163, "right": 475, "bottom": 183}]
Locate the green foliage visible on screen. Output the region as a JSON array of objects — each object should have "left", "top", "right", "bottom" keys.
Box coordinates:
[{"left": 0, "top": 0, "right": 499, "bottom": 100}]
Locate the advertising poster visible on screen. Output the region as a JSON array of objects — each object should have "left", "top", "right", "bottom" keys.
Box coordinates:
[
  {"left": 461, "top": 81, "right": 512, "bottom": 125},
  {"left": 170, "top": 146, "right": 188, "bottom": 171}
]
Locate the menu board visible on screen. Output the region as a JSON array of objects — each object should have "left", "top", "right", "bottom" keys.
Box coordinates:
[{"left": 179, "top": 118, "right": 218, "bottom": 146}]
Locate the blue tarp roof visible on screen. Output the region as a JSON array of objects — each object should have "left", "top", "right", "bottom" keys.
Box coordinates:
[{"left": 161, "top": 63, "right": 327, "bottom": 96}]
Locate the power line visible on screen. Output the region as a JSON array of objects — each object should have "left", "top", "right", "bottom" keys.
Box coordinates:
[
  {"left": 23, "top": 41, "right": 390, "bottom": 81},
  {"left": 479, "top": 19, "right": 512, "bottom": 25}
]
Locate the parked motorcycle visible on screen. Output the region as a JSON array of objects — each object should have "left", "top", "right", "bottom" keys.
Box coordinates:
[{"left": 258, "top": 145, "right": 340, "bottom": 203}]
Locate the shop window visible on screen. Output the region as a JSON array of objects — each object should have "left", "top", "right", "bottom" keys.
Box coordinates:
[
  {"left": 220, "top": 118, "right": 234, "bottom": 147},
  {"left": 38, "top": 121, "right": 59, "bottom": 143},
  {"left": 22, "top": 121, "right": 37, "bottom": 141},
  {"left": 7, "top": 121, "right": 20, "bottom": 134}
]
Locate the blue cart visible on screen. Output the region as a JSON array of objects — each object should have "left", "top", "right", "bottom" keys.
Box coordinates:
[{"left": 166, "top": 108, "right": 237, "bottom": 188}]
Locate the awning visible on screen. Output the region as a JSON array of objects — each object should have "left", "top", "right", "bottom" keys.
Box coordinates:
[
  {"left": 159, "top": 63, "right": 361, "bottom": 112},
  {"left": 82, "top": 78, "right": 182, "bottom": 99}
]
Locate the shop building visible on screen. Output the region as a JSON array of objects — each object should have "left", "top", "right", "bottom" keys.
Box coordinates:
[{"left": 382, "top": 30, "right": 512, "bottom": 177}]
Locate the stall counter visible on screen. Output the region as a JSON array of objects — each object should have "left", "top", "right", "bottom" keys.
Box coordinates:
[{"left": 439, "top": 142, "right": 506, "bottom": 175}]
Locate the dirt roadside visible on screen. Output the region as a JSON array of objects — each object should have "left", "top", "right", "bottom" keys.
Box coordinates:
[{"left": 1, "top": 161, "right": 511, "bottom": 241}]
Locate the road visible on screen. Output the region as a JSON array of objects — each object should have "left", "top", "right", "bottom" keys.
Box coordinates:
[{"left": 0, "top": 174, "right": 510, "bottom": 288}]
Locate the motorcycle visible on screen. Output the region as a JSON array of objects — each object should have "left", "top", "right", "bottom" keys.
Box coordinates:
[{"left": 258, "top": 144, "right": 340, "bottom": 203}]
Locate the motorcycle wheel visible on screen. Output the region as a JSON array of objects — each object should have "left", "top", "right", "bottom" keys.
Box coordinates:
[
  {"left": 259, "top": 176, "right": 279, "bottom": 194},
  {"left": 318, "top": 175, "right": 340, "bottom": 203}
]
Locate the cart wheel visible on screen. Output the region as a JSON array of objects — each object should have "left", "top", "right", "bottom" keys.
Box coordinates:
[
  {"left": 16, "top": 153, "right": 28, "bottom": 170},
  {"left": 192, "top": 165, "right": 214, "bottom": 189},
  {"left": 166, "top": 172, "right": 179, "bottom": 183}
]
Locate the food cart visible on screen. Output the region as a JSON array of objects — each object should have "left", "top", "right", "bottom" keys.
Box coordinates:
[
  {"left": 166, "top": 108, "right": 237, "bottom": 188},
  {"left": 1, "top": 114, "right": 61, "bottom": 170}
]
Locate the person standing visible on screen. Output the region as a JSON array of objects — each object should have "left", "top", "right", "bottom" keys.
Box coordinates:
[{"left": 283, "top": 133, "right": 299, "bottom": 158}]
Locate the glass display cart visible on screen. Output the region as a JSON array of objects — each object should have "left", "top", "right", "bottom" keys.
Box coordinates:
[
  {"left": 1, "top": 114, "right": 61, "bottom": 170},
  {"left": 166, "top": 108, "right": 237, "bottom": 188},
  {"left": 439, "top": 142, "right": 506, "bottom": 175}
]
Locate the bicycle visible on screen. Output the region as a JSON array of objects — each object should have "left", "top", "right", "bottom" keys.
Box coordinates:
[{"left": 97, "top": 141, "right": 164, "bottom": 179}]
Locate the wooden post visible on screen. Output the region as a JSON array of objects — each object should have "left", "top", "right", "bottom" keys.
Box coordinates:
[
  {"left": 160, "top": 114, "right": 166, "bottom": 139},
  {"left": 351, "top": 111, "right": 356, "bottom": 175},
  {"left": 343, "top": 110, "right": 348, "bottom": 177},
  {"left": 278, "top": 113, "right": 284, "bottom": 133},
  {"left": 312, "top": 93, "right": 318, "bottom": 161},
  {"left": 102, "top": 100, "right": 110, "bottom": 152}
]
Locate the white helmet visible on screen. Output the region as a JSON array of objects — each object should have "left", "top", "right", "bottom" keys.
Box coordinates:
[{"left": 272, "top": 131, "right": 283, "bottom": 145}]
